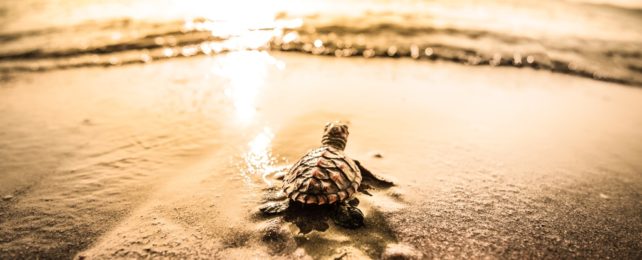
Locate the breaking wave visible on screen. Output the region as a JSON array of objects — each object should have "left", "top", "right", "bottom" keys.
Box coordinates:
[{"left": 1, "top": 12, "right": 641, "bottom": 87}]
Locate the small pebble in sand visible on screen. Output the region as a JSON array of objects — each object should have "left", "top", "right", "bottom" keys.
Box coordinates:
[
  {"left": 292, "top": 248, "right": 308, "bottom": 258},
  {"left": 371, "top": 152, "right": 383, "bottom": 158},
  {"left": 2, "top": 195, "right": 13, "bottom": 201},
  {"left": 381, "top": 243, "right": 423, "bottom": 260},
  {"left": 599, "top": 193, "right": 610, "bottom": 199}
]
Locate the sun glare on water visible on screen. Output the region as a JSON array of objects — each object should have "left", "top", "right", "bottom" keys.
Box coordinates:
[
  {"left": 212, "top": 51, "right": 284, "bottom": 124},
  {"left": 242, "top": 127, "right": 288, "bottom": 187}
]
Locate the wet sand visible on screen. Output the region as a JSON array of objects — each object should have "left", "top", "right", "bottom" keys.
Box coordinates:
[{"left": 1, "top": 52, "right": 641, "bottom": 259}]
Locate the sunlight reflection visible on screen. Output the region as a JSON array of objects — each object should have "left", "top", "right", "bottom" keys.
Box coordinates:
[
  {"left": 181, "top": 1, "right": 303, "bottom": 53},
  {"left": 211, "top": 51, "right": 284, "bottom": 123},
  {"left": 241, "top": 127, "right": 285, "bottom": 187},
  {"left": 245, "top": 127, "right": 275, "bottom": 175},
  {"left": 241, "top": 127, "right": 292, "bottom": 186},
  {"left": 183, "top": 18, "right": 303, "bottom": 52}
]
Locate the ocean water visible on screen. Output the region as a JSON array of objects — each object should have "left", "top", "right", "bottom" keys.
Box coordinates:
[{"left": 1, "top": 0, "right": 641, "bottom": 86}]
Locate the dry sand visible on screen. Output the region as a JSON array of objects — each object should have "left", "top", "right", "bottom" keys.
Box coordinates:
[{"left": 1, "top": 52, "right": 641, "bottom": 259}]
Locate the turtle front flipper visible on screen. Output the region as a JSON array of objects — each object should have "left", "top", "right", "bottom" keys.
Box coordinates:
[
  {"left": 354, "top": 160, "right": 394, "bottom": 188},
  {"left": 332, "top": 203, "right": 364, "bottom": 229},
  {"left": 259, "top": 200, "right": 290, "bottom": 215}
]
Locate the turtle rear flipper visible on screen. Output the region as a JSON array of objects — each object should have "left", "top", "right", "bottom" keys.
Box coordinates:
[
  {"left": 354, "top": 160, "right": 394, "bottom": 188},
  {"left": 260, "top": 200, "right": 290, "bottom": 215},
  {"left": 332, "top": 203, "right": 364, "bottom": 229}
]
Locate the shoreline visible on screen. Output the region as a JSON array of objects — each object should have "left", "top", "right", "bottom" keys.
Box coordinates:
[{"left": 2, "top": 48, "right": 642, "bottom": 88}]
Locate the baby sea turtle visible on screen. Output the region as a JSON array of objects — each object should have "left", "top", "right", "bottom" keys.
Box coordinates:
[{"left": 260, "top": 121, "right": 393, "bottom": 229}]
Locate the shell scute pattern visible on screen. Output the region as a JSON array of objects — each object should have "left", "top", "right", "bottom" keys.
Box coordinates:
[
  {"left": 284, "top": 146, "right": 362, "bottom": 205},
  {"left": 331, "top": 159, "right": 357, "bottom": 182}
]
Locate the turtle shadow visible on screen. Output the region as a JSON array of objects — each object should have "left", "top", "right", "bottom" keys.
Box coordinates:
[
  {"left": 282, "top": 203, "right": 333, "bottom": 234},
  {"left": 296, "top": 207, "right": 398, "bottom": 259},
  {"left": 252, "top": 186, "right": 404, "bottom": 258},
  {"left": 258, "top": 202, "right": 398, "bottom": 258}
]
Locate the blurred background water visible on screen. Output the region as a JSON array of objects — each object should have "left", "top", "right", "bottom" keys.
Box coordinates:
[{"left": 1, "top": 0, "right": 641, "bottom": 86}]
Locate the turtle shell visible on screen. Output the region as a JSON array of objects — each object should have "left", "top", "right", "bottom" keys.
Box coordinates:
[{"left": 283, "top": 146, "right": 362, "bottom": 205}]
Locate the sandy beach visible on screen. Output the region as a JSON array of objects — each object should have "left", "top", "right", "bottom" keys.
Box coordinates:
[{"left": 0, "top": 52, "right": 641, "bottom": 259}]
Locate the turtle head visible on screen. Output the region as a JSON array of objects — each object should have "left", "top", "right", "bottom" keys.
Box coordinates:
[{"left": 322, "top": 121, "right": 349, "bottom": 150}]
